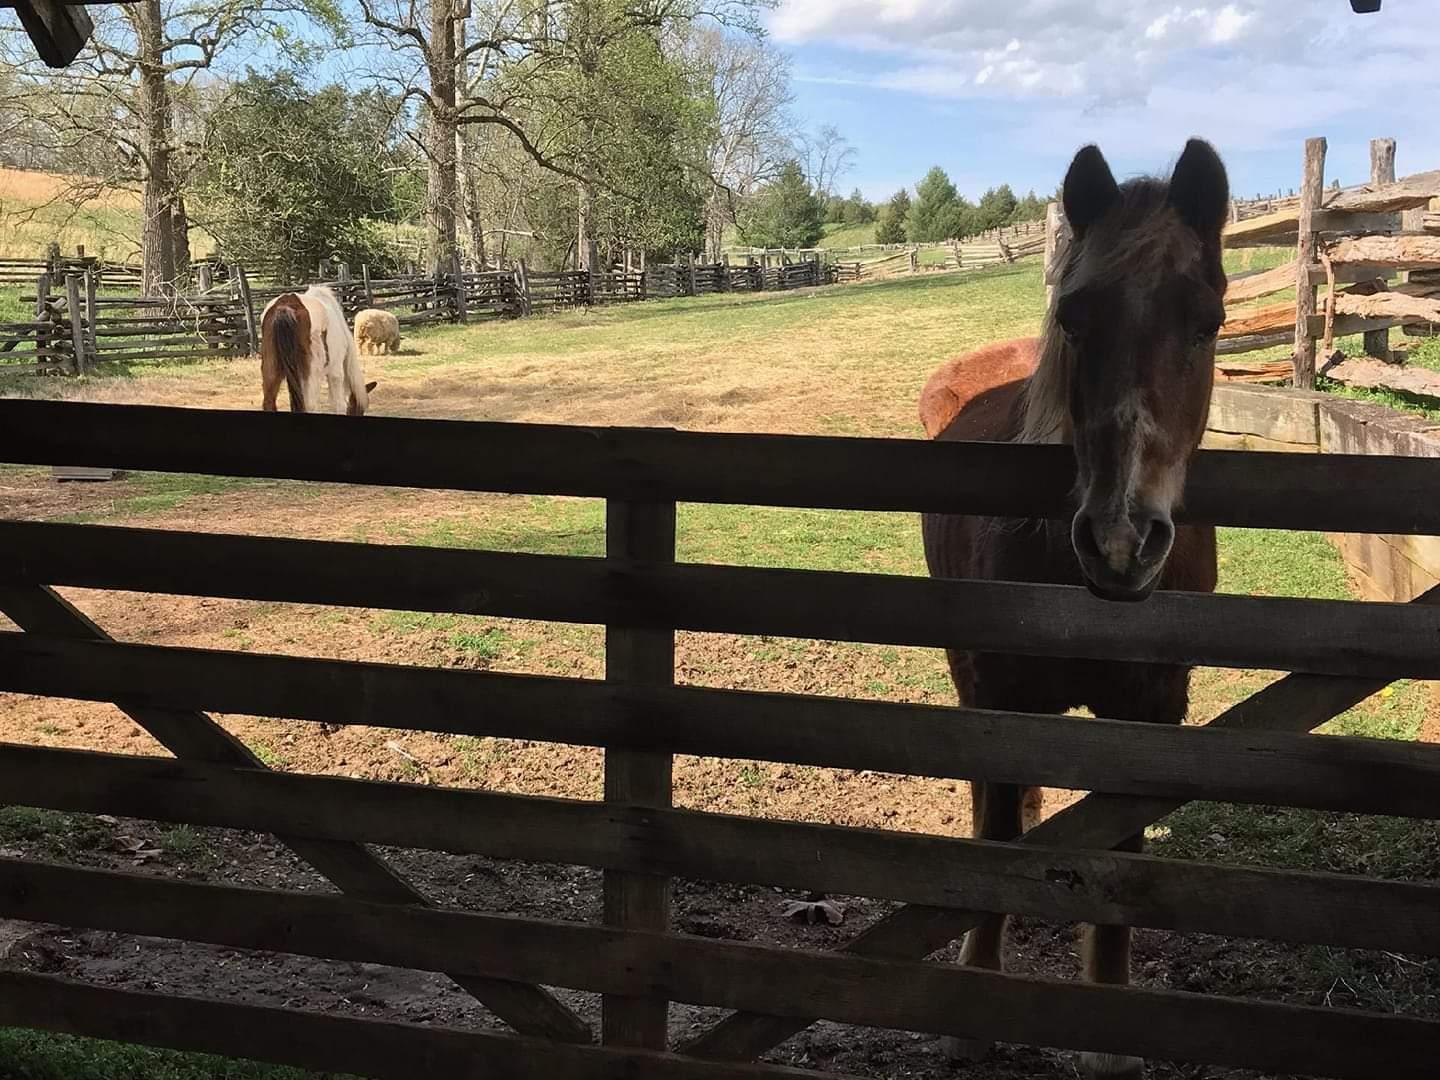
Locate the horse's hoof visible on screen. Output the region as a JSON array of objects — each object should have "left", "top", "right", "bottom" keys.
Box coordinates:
[
  {"left": 943, "top": 1035, "right": 992, "bottom": 1062},
  {"left": 1080, "top": 1051, "right": 1145, "bottom": 1079}
]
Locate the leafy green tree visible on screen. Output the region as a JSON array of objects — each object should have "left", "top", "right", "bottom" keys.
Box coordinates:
[
  {"left": 191, "top": 72, "right": 417, "bottom": 278},
  {"left": 737, "top": 160, "right": 824, "bottom": 247},
  {"left": 976, "top": 184, "right": 1018, "bottom": 230},
  {"left": 823, "top": 195, "right": 847, "bottom": 224},
  {"left": 841, "top": 187, "right": 874, "bottom": 226},
  {"left": 1015, "top": 189, "right": 1047, "bottom": 222},
  {"left": 907, "top": 166, "right": 966, "bottom": 241},
  {"left": 874, "top": 188, "right": 909, "bottom": 244}
]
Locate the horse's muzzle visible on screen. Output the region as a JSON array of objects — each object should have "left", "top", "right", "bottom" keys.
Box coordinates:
[{"left": 1071, "top": 507, "right": 1173, "bottom": 602}]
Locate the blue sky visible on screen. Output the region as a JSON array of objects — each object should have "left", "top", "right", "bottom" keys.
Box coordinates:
[{"left": 768, "top": 1, "right": 1440, "bottom": 204}]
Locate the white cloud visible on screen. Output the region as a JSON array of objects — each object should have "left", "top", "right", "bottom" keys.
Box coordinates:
[{"left": 779, "top": 1, "right": 1440, "bottom": 167}]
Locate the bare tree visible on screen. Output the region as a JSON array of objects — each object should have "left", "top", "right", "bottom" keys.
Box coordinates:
[
  {"left": 678, "top": 26, "right": 791, "bottom": 259},
  {"left": 801, "top": 122, "right": 854, "bottom": 200}
]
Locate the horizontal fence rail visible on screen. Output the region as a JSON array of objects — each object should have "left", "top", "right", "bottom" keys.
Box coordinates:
[
  {"left": 0, "top": 972, "right": 842, "bottom": 1080},
  {"left": 2, "top": 400, "right": 1440, "bottom": 532},
  {"left": 6, "top": 522, "right": 1440, "bottom": 678},
  {"left": 0, "top": 860, "right": 1437, "bottom": 1080},
  {"left": 4, "top": 741, "right": 1440, "bottom": 956},
  {"left": 6, "top": 634, "right": 1440, "bottom": 817}
]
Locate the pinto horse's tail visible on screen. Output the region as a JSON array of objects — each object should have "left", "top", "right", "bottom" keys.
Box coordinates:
[{"left": 261, "top": 294, "right": 311, "bottom": 412}]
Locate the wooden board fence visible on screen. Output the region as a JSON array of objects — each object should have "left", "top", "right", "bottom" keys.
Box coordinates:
[{"left": 2, "top": 397, "right": 1440, "bottom": 1079}]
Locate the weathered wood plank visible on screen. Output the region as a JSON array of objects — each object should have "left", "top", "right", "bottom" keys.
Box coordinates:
[
  {"left": 603, "top": 499, "right": 675, "bottom": 1049},
  {"left": 1221, "top": 299, "right": 1294, "bottom": 339},
  {"left": 8, "top": 634, "right": 1440, "bottom": 814},
  {"left": 1327, "top": 234, "right": 1440, "bottom": 270},
  {"left": 6, "top": 743, "right": 1440, "bottom": 955},
  {"left": 1363, "top": 139, "right": 1399, "bottom": 360},
  {"left": 1207, "top": 385, "right": 1322, "bottom": 445},
  {"left": 12, "top": 0, "right": 92, "bottom": 67},
  {"left": 682, "top": 585, "right": 1440, "bottom": 1062},
  {"left": 1324, "top": 356, "right": 1440, "bottom": 402},
  {"left": 0, "top": 972, "right": 839, "bottom": 1080},
  {"left": 1294, "top": 138, "right": 1327, "bottom": 387},
  {"left": 1224, "top": 261, "right": 1296, "bottom": 303},
  {"left": 2, "top": 861, "right": 1438, "bottom": 1080},
  {"left": 3, "top": 402, "right": 1440, "bottom": 530},
  {"left": 1326, "top": 168, "right": 1440, "bottom": 214},
  {"left": 1213, "top": 332, "right": 1294, "bottom": 356},
  {"left": 1333, "top": 289, "right": 1440, "bottom": 325},
  {"left": 1222, "top": 205, "right": 1299, "bottom": 248},
  {"left": 8, "top": 525, "right": 1440, "bottom": 674},
  {"left": 0, "top": 585, "right": 592, "bottom": 1044}
]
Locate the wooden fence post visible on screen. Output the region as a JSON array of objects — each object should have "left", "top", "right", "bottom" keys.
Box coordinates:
[
  {"left": 34, "top": 273, "right": 51, "bottom": 366},
  {"left": 236, "top": 266, "right": 259, "bottom": 356},
  {"left": 587, "top": 240, "right": 599, "bottom": 306},
  {"left": 451, "top": 253, "right": 469, "bottom": 323},
  {"left": 1293, "top": 137, "right": 1327, "bottom": 388},
  {"left": 362, "top": 265, "right": 375, "bottom": 309},
  {"left": 1364, "top": 136, "right": 1397, "bottom": 362},
  {"left": 64, "top": 273, "right": 86, "bottom": 375},
  {"left": 83, "top": 269, "right": 98, "bottom": 358},
  {"left": 515, "top": 259, "right": 532, "bottom": 317},
  {"left": 1044, "top": 201, "right": 1070, "bottom": 312},
  {"left": 196, "top": 263, "right": 212, "bottom": 294},
  {"left": 686, "top": 253, "right": 698, "bottom": 296},
  {"left": 909, "top": 246, "right": 919, "bottom": 274},
  {"left": 602, "top": 498, "right": 675, "bottom": 1051}
]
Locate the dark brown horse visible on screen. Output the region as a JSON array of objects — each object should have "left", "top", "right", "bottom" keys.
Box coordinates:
[{"left": 919, "top": 140, "right": 1228, "bottom": 1079}]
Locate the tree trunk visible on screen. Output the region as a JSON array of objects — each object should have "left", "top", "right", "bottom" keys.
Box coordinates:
[
  {"left": 577, "top": 180, "right": 592, "bottom": 270},
  {"left": 426, "top": 0, "right": 459, "bottom": 269},
  {"left": 172, "top": 191, "right": 192, "bottom": 288},
  {"left": 454, "top": 20, "right": 487, "bottom": 269},
  {"left": 136, "top": 0, "right": 175, "bottom": 296}
]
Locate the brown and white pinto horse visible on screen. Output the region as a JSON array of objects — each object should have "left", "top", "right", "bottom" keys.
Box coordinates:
[
  {"left": 260, "top": 285, "right": 376, "bottom": 414},
  {"left": 920, "top": 140, "right": 1228, "bottom": 1079}
]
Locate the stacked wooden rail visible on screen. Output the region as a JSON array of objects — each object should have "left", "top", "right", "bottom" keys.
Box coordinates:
[
  {"left": 0, "top": 255, "right": 140, "bottom": 288},
  {"left": 1, "top": 399, "right": 1440, "bottom": 1079},
  {"left": 1216, "top": 136, "right": 1440, "bottom": 385}
]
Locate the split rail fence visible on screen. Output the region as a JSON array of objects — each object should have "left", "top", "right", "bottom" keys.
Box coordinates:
[
  {"left": 1, "top": 399, "right": 1440, "bottom": 1078},
  {"left": 1, "top": 254, "right": 830, "bottom": 375}
]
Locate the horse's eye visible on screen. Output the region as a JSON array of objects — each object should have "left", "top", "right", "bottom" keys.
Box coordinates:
[{"left": 1193, "top": 320, "right": 1221, "bottom": 346}]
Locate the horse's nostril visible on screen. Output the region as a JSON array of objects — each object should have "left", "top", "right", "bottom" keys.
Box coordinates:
[
  {"left": 1134, "top": 511, "right": 1175, "bottom": 564},
  {"left": 1071, "top": 512, "right": 1103, "bottom": 561}
]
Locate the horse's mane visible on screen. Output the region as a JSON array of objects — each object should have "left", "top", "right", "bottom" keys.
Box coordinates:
[{"left": 1019, "top": 178, "right": 1203, "bottom": 445}]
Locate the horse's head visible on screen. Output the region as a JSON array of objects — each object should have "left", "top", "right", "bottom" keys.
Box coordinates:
[{"left": 1044, "top": 139, "right": 1228, "bottom": 601}]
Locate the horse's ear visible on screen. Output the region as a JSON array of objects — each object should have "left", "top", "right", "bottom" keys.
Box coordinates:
[
  {"left": 1169, "top": 138, "right": 1229, "bottom": 241},
  {"left": 1062, "top": 144, "right": 1120, "bottom": 238},
  {"left": 365, "top": 381, "right": 378, "bottom": 392}
]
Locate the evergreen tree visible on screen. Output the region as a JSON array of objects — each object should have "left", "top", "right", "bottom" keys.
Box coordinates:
[
  {"left": 737, "top": 160, "right": 825, "bottom": 247},
  {"left": 875, "top": 188, "right": 910, "bottom": 244},
  {"left": 907, "top": 166, "right": 965, "bottom": 241},
  {"left": 976, "top": 184, "right": 1019, "bottom": 230}
]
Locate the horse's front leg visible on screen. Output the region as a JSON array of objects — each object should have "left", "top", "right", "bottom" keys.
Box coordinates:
[
  {"left": 1078, "top": 670, "right": 1188, "bottom": 1080},
  {"left": 1079, "top": 830, "right": 1145, "bottom": 1079},
  {"left": 945, "top": 777, "right": 1032, "bottom": 1062}
]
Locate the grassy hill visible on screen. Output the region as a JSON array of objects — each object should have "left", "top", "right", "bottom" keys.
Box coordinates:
[
  {"left": 817, "top": 221, "right": 878, "bottom": 249},
  {"left": 0, "top": 168, "right": 148, "bottom": 262}
]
